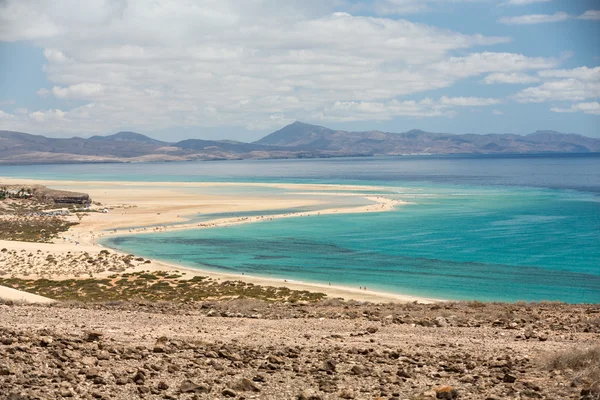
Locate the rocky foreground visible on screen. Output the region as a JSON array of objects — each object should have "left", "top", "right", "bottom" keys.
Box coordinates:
[{"left": 0, "top": 300, "right": 598, "bottom": 400}]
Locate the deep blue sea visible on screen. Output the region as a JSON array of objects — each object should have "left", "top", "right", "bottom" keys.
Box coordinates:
[{"left": 2, "top": 154, "right": 599, "bottom": 303}]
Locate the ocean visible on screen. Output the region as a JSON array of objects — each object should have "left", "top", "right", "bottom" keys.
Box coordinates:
[{"left": 2, "top": 154, "right": 599, "bottom": 303}]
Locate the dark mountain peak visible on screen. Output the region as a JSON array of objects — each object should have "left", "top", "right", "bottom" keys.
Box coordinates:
[
  {"left": 254, "top": 121, "right": 335, "bottom": 147},
  {"left": 89, "top": 131, "right": 167, "bottom": 145},
  {"left": 404, "top": 129, "right": 428, "bottom": 135},
  {"left": 526, "top": 130, "right": 587, "bottom": 144},
  {"left": 527, "top": 130, "right": 565, "bottom": 137}
]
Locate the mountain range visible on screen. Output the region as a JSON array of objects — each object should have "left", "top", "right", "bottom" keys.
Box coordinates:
[{"left": 0, "top": 122, "right": 599, "bottom": 165}]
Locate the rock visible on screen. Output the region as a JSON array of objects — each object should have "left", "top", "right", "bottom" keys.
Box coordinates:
[
  {"left": 420, "top": 390, "right": 437, "bottom": 399},
  {"left": 503, "top": 373, "right": 517, "bottom": 383},
  {"left": 434, "top": 317, "right": 448, "bottom": 327},
  {"left": 0, "top": 362, "right": 14, "bottom": 376},
  {"left": 298, "top": 390, "right": 323, "bottom": 400},
  {"left": 230, "top": 378, "right": 261, "bottom": 392},
  {"left": 0, "top": 337, "right": 14, "bottom": 345},
  {"left": 137, "top": 386, "right": 150, "bottom": 394},
  {"left": 115, "top": 377, "right": 128, "bottom": 386},
  {"left": 396, "top": 369, "right": 411, "bottom": 379},
  {"left": 350, "top": 365, "right": 366, "bottom": 375},
  {"left": 179, "top": 379, "right": 210, "bottom": 394},
  {"left": 367, "top": 326, "right": 379, "bottom": 334},
  {"left": 268, "top": 355, "right": 284, "bottom": 364},
  {"left": 324, "top": 359, "right": 337, "bottom": 372},
  {"left": 86, "top": 368, "right": 101, "bottom": 379},
  {"left": 319, "top": 379, "right": 337, "bottom": 393},
  {"left": 39, "top": 336, "right": 53, "bottom": 346},
  {"left": 133, "top": 370, "right": 145, "bottom": 385},
  {"left": 157, "top": 381, "right": 169, "bottom": 390},
  {"left": 85, "top": 331, "right": 103, "bottom": 342},
  {"left": 93, "top": 376, "right": 106, "bottom": 385},
  {"left": 153, "top": 343, "right": 166, "bottom": 353},
  {"left": 222, "top": 388, "right": 237, "bottom": 397},
  {"left": 339, "top": 389, "right": 355, "bottom": 399},
  {"left": 434, "top": 386, "right": 459, "bottom": 399},
  {"left": 167, "top": 364, "right": 180, "bottom": 373},
  {"left": 521, "top": 390, "right": 543, "bottom": 398}
]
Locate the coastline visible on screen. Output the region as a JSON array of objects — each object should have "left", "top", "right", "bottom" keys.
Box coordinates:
[{"left": 0, "top": 177, "right": 441, "bottom": 304}]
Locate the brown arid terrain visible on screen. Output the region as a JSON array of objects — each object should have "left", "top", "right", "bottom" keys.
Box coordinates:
[{"left": 0, "top": 300, "right": 599, "bottom": 400}]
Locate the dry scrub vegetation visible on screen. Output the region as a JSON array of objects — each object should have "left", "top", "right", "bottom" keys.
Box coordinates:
[
  {"left": 0, "top": 270, "right": 326, "bottom": 303},
  {"left": 546, "top": 346, "right": 600, "bottom": 399}
]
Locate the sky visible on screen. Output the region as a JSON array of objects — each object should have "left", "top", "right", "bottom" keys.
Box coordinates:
[{"left": 0, "top": 0, "right": 599, "bottom": 141}]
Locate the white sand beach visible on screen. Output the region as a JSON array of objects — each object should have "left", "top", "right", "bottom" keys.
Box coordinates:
[{"left": 0, "top": 178, "right": 439, "bottom": 303}]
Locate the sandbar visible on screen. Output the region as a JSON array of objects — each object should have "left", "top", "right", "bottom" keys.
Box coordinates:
[{"left": 0, "top": 177, "right": 439, "bottom": 303}]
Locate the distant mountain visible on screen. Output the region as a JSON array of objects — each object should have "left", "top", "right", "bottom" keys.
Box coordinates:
[
  {"left": 255, "top": 121, "right": 337, "bottom": 148},
  {"left": 0, "top": 130, "right": 186, "bottom": 164},
  {"left": 255, "top": 122, "right": 600, "bottom": 155},
  {"left": 88, "top": 131, "right": 168, "bottom": 146},
  {"left": 0, "top": 123, "right": 598, "bottom": 165}
]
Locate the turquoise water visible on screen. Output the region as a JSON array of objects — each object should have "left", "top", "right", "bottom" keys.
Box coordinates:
[
  {"left": 103, "top": 184, "right": 600, "bottom": 303},
  {"left": 3, "top": 155, "right": 600, "bottom": 303}
]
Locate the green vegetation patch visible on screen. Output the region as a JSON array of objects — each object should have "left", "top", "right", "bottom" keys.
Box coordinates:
[{"left": 0, "top": 271, "right": 326, "bottom": 303}]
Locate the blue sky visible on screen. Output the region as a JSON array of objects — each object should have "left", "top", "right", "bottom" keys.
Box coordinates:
[{"left": 0, "top": 0, "right": 598, "bottom": 141}]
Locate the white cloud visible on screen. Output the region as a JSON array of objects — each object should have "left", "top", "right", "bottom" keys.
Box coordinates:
[
  {"left": 439, "top": 96, "right": 501, "bottom": 106},
  {"left": 43, "top": 48, "right": 71, "bottom": 64},
  {"left": 0, "top": 0, "right": 580, "bottom": 134},
  {"left": 492, "top": 109, "right": 504, "bottom": 115},
  {"left": 0, "top": 1, "right": 63, "bottom": 41},
  {"left": 0, "top": 110, "right": 16, "bottom": 120},
  {"left": 36, "top": 88, "right": 51, "bottom": 98},
  {"left": 29, "top": 109, "right": 67, "bottom": 123},
  {"left": 551, "top": 102, "right": 600, "bottom": 115},
  {"left": 432, "top": 52, "right": 557, "bottom": 78},
  {"left": 515, "top": 79, "right": 600, "bottom": 103},
  {"left": 500, "top": 9, "right": 600, "bottom": 24},
  {"left": 483, "top": 72, "right": 540, "bottom": 84},
  {"left": 316, "top": 99, "right": 451, "bottom": 122},
  {"left": 578, "top": 10, "right": 600, "bottom": 20},
  {"left": 506, "top": 0, "right": 550, "bottom": 5},
  {"left": 315, "top": 96, "right": 500, "bottom": 122},
  {"left": 51, "top": 83, "right": 105, "bottom": 99},
  {"left": 372, "top": 0, "right": 495, "bottom": 15},
  {"left": 499, "top": 12, "right": 570, "bottom": 25},
  {"left": 539, "top": 66, "right": 600, "bottom": 81},
  {"left": 514, "top": 66, "right": 600, "bottom": 104}
]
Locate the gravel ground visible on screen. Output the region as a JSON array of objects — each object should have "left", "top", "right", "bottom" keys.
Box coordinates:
[{"left": 0, "top": 300, "right": 599, "bottom": 400}]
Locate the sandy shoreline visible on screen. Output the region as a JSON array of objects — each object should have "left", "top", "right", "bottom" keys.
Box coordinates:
[{"left": 0, "top": 177, "right": 440, "bottom": 303}]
